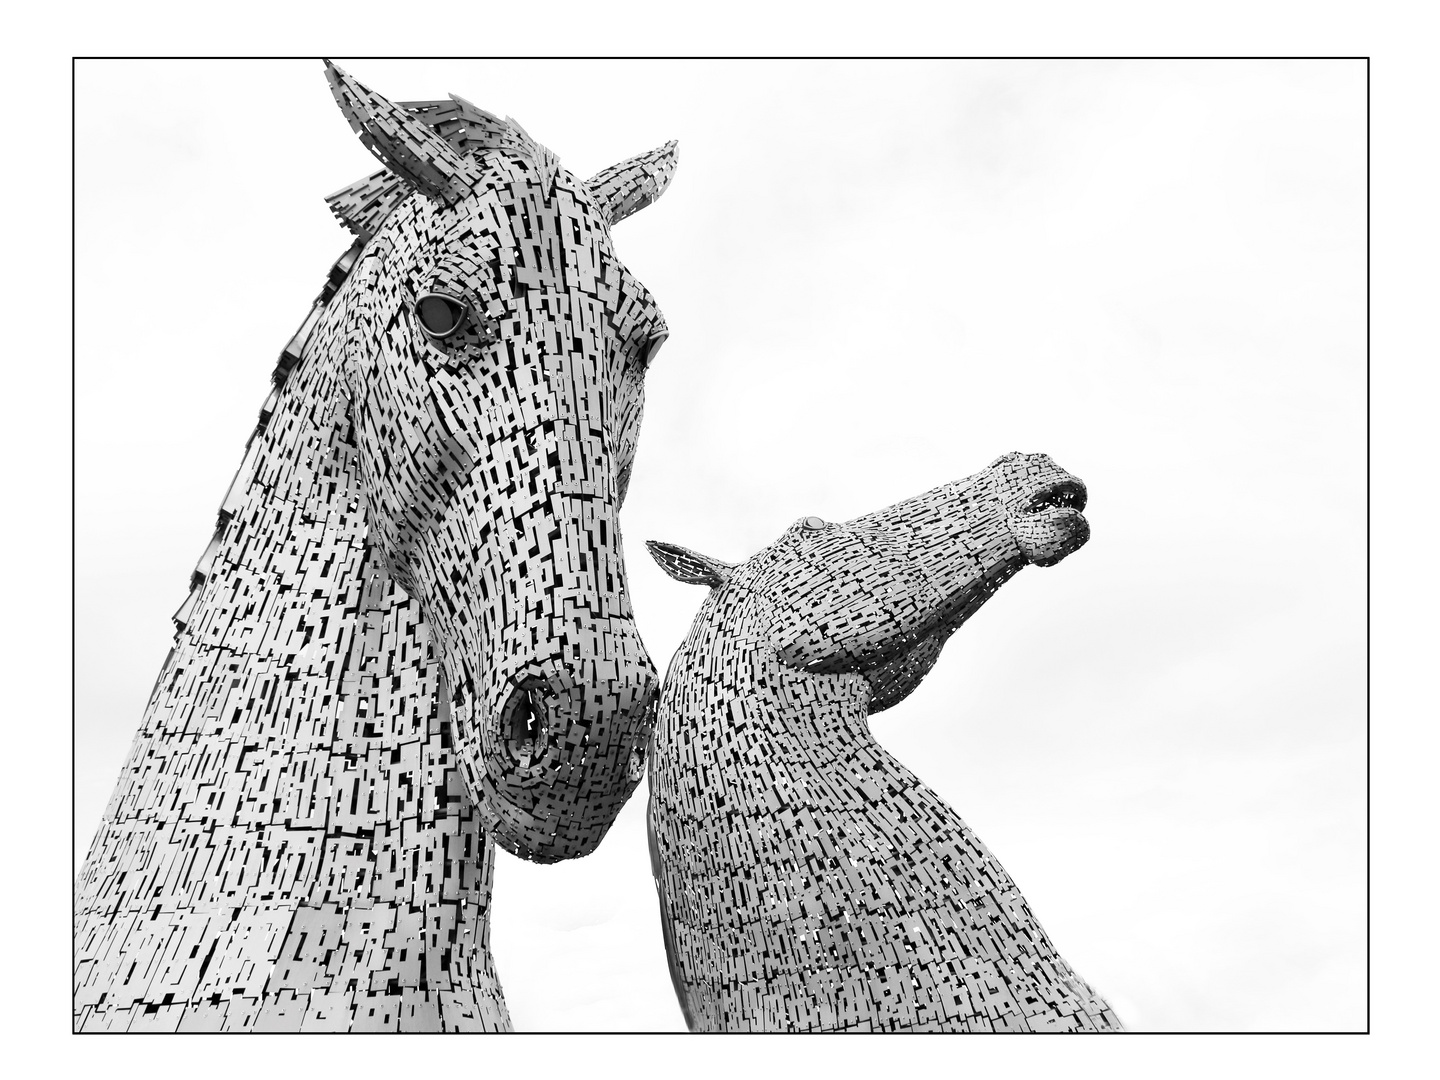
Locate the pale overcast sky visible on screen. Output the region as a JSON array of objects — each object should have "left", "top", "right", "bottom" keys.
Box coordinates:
[{"left": 74, "top": 58, "right": 1365, "bottom": 1032}]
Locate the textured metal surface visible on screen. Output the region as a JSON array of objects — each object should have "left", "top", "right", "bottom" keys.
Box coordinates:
[
  {"left": 647, "top": 453, "right": 1123, "bottom": 1031},
  {"left": 75, "top": 62, "right": 678, "bottom": 1032}
]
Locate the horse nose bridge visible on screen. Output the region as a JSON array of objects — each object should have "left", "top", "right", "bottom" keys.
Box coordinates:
[
  {"left": 506, "top": 610, "right": 658, "bottom": 694},
  {"left": 997, "top": 452, "right": 1082, "bottom": 504},
  {"left": 831, "top": 493, "right": 973, "bottom": 609},
  {"left": 535, "top": 411, "right": 622, "bottom": 503},
  {"left": 856, "top": 474, "right": 1029, "bottom": 597},
  {"left": 860, "top": 475, "right": 989, "bottom": 538},
  {"left": 1021, "top": 452, "right": 1076, "bottom": 486}
]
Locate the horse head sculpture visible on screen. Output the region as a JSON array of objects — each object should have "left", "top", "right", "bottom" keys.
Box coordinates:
[
  {"left": 651, "top": 451, "right": 1089, "bottom": 713},
  {"left": 320, "top": 63, "right": 674, "bottom": 860},
  {"left": 645, "top": 453, "right": 1114, "bottom": 1031},
  {"left": 76, "top": 63, "right": 681, "bottom": 1032}
]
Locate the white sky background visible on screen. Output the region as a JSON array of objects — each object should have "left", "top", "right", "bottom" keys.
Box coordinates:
[{"left": 74, "top": 58, "right": 1365, "bottom": 1033}]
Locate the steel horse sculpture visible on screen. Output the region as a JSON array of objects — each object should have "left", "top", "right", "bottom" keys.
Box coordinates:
[
  {"left": 646, "top": 453, "right": 1124, "bottom": 1032},
  {"left": 75, "top": 63, "right": 678, "bottom": 1031}
]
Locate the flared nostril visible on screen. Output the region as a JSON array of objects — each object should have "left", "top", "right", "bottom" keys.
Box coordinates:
[
  {"left": 509, "top": 688, "right": 541, "bottom": 742},
  {"left": 498, "top": 678, "right": 553, "bottom": 770}
]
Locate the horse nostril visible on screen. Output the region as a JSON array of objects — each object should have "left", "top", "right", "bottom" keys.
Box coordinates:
[
  {"left": 509, "top": 690, "right": 540, "bottom": 742},
  {"left": 501, "top": 681, "right": 548, "bottom": 767}
]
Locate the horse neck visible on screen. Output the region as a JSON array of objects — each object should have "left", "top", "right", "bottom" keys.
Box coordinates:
[
  {"left": 81, "top": 281, "right": 477, "bottom": 911},
  {"left": 76, "top": 249, "right": 514, "bottom": 1032},
  {"left": 667, "top": 587, "right": 875, "bottom": 765},
  {"left": 81, "top": 313, "right": 355, "bottom": 864}
]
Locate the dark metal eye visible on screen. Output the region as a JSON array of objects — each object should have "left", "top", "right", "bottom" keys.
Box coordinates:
[
  {"left": 801, "top": 516, "right": 827, "bottom": 531},
  {"left": 414, "top": 292, "right": 469, "bottom": 340}
]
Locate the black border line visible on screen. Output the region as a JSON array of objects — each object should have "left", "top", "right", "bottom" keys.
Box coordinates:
[
  {"left": 71, "top": 55, "right": 1372, "bottom": 1036},
  {"left": 1363, "top": 54, "right": 1371, "bottom": 1038}
]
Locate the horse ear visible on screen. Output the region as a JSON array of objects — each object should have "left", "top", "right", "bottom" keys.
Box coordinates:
[
  {"left": 402, "top": 94, "right": 522, "bottom": 156},
  {"left": 324, "top": 61, "right": 482, "bottom": 207},
  {"left": 586, "top": 141, "right": 679, "bottom": 227},
  {"left": 646, "top": 540, "right": 732, "bottom": 588}
]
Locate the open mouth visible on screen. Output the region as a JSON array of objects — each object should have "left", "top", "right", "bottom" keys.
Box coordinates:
[
  {"left": 1021, "top": 479, "right": 1088, "bottom": 516},
  {"left": 1011, "top": 478, "right": 1090, "bottom": 566}
]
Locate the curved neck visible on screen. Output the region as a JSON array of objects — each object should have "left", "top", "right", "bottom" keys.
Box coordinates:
[
  {"left": 76, "top": 264, "right": 509, "bottom": 1031},
  {"left": 669, "top": 587, "right": 875, "bottom": 754}
]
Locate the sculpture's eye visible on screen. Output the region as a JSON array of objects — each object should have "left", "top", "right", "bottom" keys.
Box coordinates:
[
  {"left": 801, "top": 516, "right": 827, "bottom": 532},
  {"left": 414, "top": 292, "right": 469, "bottom": 340}
]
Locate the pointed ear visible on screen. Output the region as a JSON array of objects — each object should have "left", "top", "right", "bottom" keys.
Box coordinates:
[
  {"left": 646, "top": 540, "right": 733, "bottom": 587},
  {"left": 324, "top": 61, "right": 482, "bottom": 207},
  {"left": 400, "top": 94, "right": 522, "bottom": 156},
  {"left": 586, "top": 140, "right": 679, "bottom": 227}
]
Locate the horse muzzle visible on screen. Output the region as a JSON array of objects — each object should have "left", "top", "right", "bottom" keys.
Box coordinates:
[
  {"left": 474, "top": 643, "right": 660, "bottom": 861},
  {"left": 1008, "top": 476, "right": 1090, "bottom": 567}
]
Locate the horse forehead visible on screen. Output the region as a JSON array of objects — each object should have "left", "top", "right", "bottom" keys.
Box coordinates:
[
  {"left": 742, "top": 528, "right": 865, "bottom": 586},
  {"left": 750, "top": 523, "right": 952, "bottom": 599},
  {"left": 400, "top": 157, "right": 609, "bottom": 240},
  {"left": 383, "top": 197, "right": 621, "bottom": 300},
  {"left": 799, "top": 524, "right": 897, "bottom": 562},
  {"left": 485, "top": 156, "right": 608, "bottom": 231}
]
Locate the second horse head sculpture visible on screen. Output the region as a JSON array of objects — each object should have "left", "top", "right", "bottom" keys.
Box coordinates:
[{"left": 646, "top": 452, "right": 1122, "bottom": 1031}]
